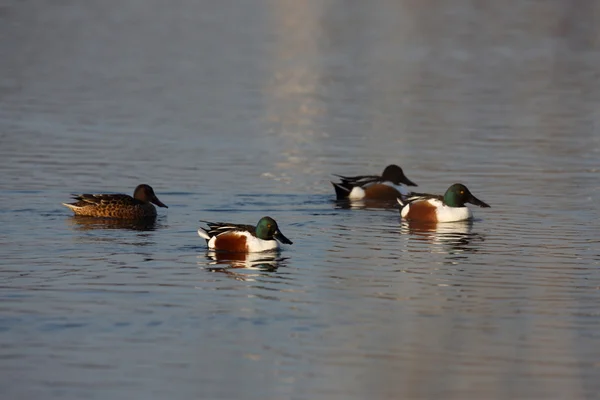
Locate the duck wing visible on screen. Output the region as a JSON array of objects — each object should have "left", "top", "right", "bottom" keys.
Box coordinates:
[
  {"left": 199, "top": 221, "right": 256, "bottom": 238},
  {"left": 69, "top": 193, "right": 140, "bottom": 207},
  {"left": 401, "top": 191, "right": 443, "bottom": 204},
  {"left": 333, "top": 174, "right": 381, "bottom": 187}
]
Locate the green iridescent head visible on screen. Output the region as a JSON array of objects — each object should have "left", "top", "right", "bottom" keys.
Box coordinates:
[
  {"left": 256, "top": 216, "right": 293, "bottom": 244},
  {"left": 443, "top": 184, "right": 490, "bottom": 208}
]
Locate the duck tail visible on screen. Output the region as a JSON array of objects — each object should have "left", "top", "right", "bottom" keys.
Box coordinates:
[
  {"left": 197, "top": 228, "right": 211, "bottom": 241},
  {"left": 331, "top": 182, "right": 350, "bottom": 199},
  {"left": 396, "top": 196, "right": 408, "bottom": 210},
  {"left": 62, "top": 202, "right": 78, "bottom": 211}
]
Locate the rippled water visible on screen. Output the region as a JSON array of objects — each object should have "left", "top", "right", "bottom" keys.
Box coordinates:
[{"left": 1, "top": 1, "right": 600, "bottom": 399}]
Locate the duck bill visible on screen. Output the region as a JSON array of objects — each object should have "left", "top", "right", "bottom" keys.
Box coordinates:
[
  {"left": 469, "top": 195, "right": 490, "bottom": 208},
  {"left": 152, "top": 196, "right": 168, "bottom": 208},
  {"left": 274, "top": 230, "right": 293, "bottom": 245},
  {"left": 401, "top": 176, "right": 418, "bottom": 187}
]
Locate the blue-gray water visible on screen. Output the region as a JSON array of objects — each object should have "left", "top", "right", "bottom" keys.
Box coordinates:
[{"left": 1, "top": 1, "right": 599, "bottom": 399}]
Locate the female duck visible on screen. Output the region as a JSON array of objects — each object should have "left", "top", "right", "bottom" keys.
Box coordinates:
[{"left": 63, "top": 184, "right": 168, "bottom": 218}]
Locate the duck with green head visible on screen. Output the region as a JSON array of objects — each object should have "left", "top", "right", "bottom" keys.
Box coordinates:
[
  {"left": 398, "top": 183, "right": 490, "bottom": 222},
  {"left": 198, "top": 216, "right": 293, "bottom": 252}
]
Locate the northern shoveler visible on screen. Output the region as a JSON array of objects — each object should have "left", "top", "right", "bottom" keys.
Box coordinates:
[
  {"left": 62, "top": 184, "right": 168, "bottom": 218},
  {"left": 197, "top": 216, "right": 293, "bottom": 253},
  {"left": 398, "top": 183, "right": 490, "bottom": 222},
  {"left": 331, "top": 164, "right": 417, "bottom": 201}
]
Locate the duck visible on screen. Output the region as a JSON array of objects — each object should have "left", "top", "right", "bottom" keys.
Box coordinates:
[
  {"left": 198, "top": 216, "right": 293, "bottom": 252},
  {"left": 62, "top": 184, "right": 167, "bottom": 218},
  {"left": 332, "top": 164, "right": 417, "bottom": 201},
  {"left": 398, "top": 183, "right": 490, "bottom": 222}
]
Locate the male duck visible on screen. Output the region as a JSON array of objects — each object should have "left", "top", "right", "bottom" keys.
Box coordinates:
[
  {"left": 198, "top": 216, "right": 293, "bottom": 252},
  {"left": 332, "top": 164, "right": 417, "bottom": 201},
  {"left": 63, "top": 184, "right": 168, "bottom": 218},
  {"left": 398, "top": 183, "right": 490, "bottom": 222}
]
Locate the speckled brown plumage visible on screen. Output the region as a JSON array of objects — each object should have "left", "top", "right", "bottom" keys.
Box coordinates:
[{"left": 62, "top": 184, "right": 168, "bottom": 219}]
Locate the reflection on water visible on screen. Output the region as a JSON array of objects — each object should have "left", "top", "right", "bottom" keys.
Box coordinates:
[
  {"left": 66, "top": 216, "right": 161, "bottom": 232},
  {"left": 200, "top": 251, "right": 286, "bottom": 281},
  {"left": 204, "top": 250, "right": 284, "bottom": 270},
  {"left": 401, "top": 219, "right": 485, "bottom": 256},
  {"left": 333, "top": 198, "right": 400, "bottom": 210}
]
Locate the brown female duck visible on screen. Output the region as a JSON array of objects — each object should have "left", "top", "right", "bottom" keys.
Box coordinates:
[{"left": 63, "top": 184, "right": 168, "bottom": 218}]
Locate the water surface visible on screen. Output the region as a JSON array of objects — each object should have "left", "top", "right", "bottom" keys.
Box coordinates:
[{"left": 1, "top": 1, "right": 599, "bottom": 399}]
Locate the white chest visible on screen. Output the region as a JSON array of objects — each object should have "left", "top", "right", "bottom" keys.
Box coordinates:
[
  {"left": 435, "top": 204, "right": 473, "bottom": 222},
  {"left": 245, "top": 234, "right": 279, "bottom": 252}
]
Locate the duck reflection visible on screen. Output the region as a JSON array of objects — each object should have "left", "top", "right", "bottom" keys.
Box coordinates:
[
  {"left": 334, "top": 198, "right": 399, "bottom": 210},
  {"left": 67, "top": 216, "right": 161, "bottom": 232},
  {"left": 401, "top": 220, "right": 485, "bottom": 256},
  {"left": 201, "top": 251, "right": 287, "bottom": 281}
]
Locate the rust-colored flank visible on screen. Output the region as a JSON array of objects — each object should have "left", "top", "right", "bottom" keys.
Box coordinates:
[
  {"left": 214, "top": 232, "right": 249, "bottom": 252},
  {"left": 405, "top": 202, "right": 438, "bottom": 222},
  {"left": 363, "top": 184, "right": 401, "bottom": 200}
]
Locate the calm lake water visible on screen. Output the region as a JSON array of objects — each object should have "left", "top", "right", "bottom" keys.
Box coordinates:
[{"left": 1, "top": 1, "right": 600, "bottom": 399}]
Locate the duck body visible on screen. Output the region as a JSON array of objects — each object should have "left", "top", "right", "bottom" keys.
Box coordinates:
[
  {"left": 398, "top": 183, "right": 490, "bottom": 223},
  {"left": 198, "top": 216, "right": 292, "bottom": 253},
  {"left": 399, "top": 197, "right": 473, "bottom": 222},
  {"left": 332, "top": 164, "right": 417, "bottom": 201},
  {"left": 63, "top": 184, "right": 167, "bottom": 218}
]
